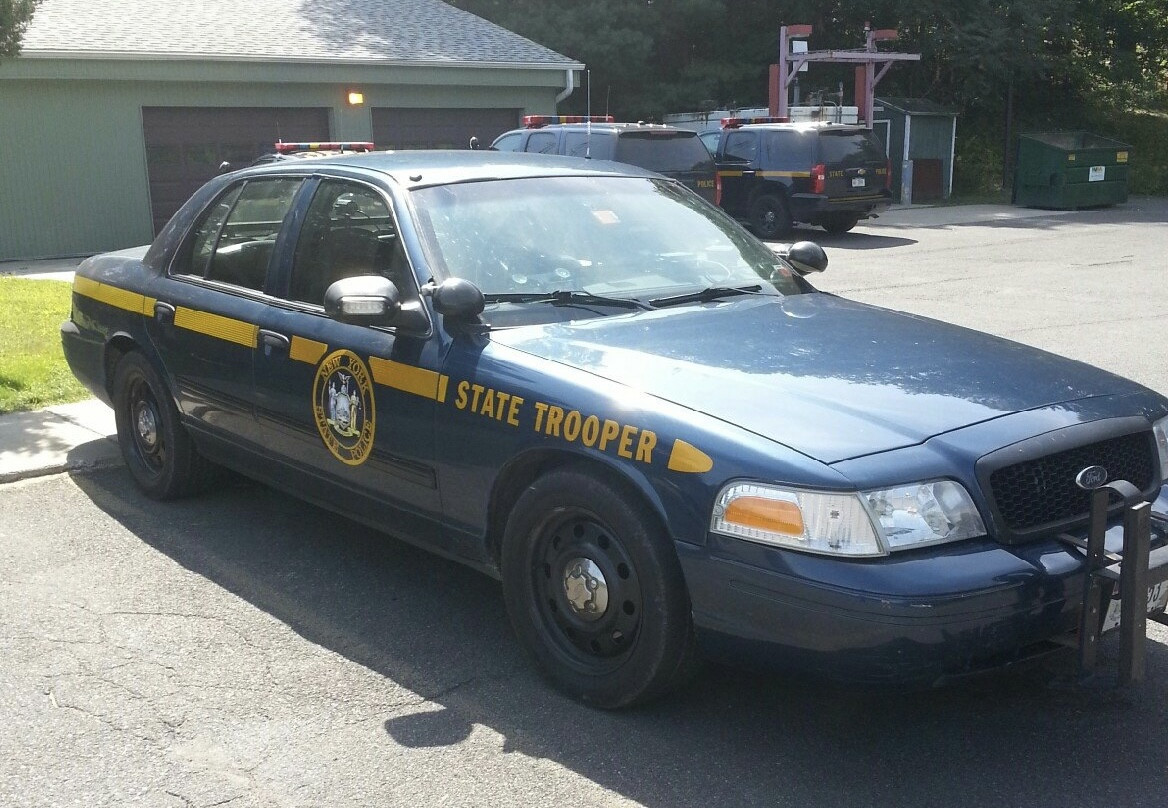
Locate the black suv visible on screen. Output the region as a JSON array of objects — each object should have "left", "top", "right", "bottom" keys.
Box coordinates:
[
  {"left": 491, "top": 116, "right": 717, "bottom": 204},
  {"left": 712, "top": 120, "right": 891, "bottom": 237}
]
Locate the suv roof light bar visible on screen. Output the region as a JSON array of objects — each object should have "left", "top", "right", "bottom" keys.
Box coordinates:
[
  {"left": 721, "top": 116, "right": 789, "bottom": 129},
  {"left": 523, "top": 114, "right": 615, "bottom": 128},
  {"left": 274, "top": 141, "right": 375, "bottom": 154}
]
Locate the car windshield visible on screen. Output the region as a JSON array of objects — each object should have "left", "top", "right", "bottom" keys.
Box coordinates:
[{"left": 410, "top": 175, "right": 804, "bottom": 326}]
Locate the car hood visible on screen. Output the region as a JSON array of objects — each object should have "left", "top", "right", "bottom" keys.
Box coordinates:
[{"left": 489, "top": 293, "right": 1148, "bottom": 463}]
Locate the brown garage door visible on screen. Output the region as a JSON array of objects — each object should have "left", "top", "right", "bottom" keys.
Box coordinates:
[
  {"left": 142, "top": 106, "right": 330, "bottom": 234},
  {"left": 372, "top": 107, "right": 521, "bottom": 150}
]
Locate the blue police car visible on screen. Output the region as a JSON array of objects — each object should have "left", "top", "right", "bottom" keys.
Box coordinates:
[{"left": 62, "top": 151, "right": 1168, "bottom": 707}]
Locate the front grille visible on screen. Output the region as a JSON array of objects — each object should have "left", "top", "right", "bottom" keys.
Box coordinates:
[{"left": 989, "top": 431, "right": 1157, "bottom": 532}]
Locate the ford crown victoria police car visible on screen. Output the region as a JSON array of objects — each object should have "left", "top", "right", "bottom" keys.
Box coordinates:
[{"left": 62, "top": 151, "right": 1168, "bottom": 707}]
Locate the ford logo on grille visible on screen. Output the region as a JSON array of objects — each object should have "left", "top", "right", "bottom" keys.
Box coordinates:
[{"left": 1075, "top": 465, "right": 1109, "bottom": 490}]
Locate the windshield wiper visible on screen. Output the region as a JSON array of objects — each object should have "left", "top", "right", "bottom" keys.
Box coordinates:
[
  {"left": 649, "top": 284, "right": 764, "bottom": 308},
  {"left": 483, "top": 290, "right": 655, "bottom": 311}
]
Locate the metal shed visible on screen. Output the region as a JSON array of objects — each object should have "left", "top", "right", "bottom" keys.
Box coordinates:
[
  {"left": 0, "top": 0, "right": 582, "bottom": 261},
  {"left": 871, "top": 98, "right": 958, "bottom": 204}
]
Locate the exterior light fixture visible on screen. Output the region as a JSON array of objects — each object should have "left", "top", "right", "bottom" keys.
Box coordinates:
[{"left": 347, "top": 91, "right": 365, "bottom": 106}]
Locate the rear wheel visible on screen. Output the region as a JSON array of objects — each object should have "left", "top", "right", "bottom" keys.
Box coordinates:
[
  {"left": 501, "top": 468, "right": 696, "bottom": 708},
  {"left": 112, "top": 351, "right": 215, "bottom": 500},
  {"left": 749, "top": 193, "right": 793, "bottom": 240},
  {"left": 822, "top": 213, "right": 861, "bottom": 234}
]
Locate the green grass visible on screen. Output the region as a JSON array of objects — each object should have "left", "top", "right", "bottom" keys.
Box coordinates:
[{"left": 0, "top": 276, "right": 91, "bottom": 414}]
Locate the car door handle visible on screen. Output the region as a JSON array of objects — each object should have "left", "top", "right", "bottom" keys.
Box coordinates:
[
  {"left": 153, "top": 301, "right": 176, "bottom": 326},
  {"left": 258, "top": 329, "right": 290, "bottom": 356}
]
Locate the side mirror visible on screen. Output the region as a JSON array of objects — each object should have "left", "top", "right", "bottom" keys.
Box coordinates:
[
  {"left": 430, "top": 277, "right": 485, "bottom": 321},
  {"left": 774, "top": 240, "right": 828, "bottom": 275},
  {"left": 324, "top": 275, "right": 401, "bottom": 325}
]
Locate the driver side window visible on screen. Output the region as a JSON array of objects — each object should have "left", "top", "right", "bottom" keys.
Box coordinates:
[{"left": 289, "top": 180, "right": 413, "bottom": 306}]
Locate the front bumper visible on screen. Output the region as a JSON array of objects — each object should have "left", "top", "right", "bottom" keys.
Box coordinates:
[{"left": 678, "top": 502, "right": 1168, "bottom": 685}]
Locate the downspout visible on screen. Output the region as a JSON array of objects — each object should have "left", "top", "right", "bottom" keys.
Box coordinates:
[{"left": 554, "top": 69, "right": 577, "bottom": 110}]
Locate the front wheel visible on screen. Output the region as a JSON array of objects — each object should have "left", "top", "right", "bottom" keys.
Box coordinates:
[
  {"left": 501, "top": 469, "right": 696, "bottom": 708},
  {"left": 749, "top": 193, "right": 793, "bottom": 240},
  {"left": 112, "top": 351, "right": 215, "bottom": 500}
]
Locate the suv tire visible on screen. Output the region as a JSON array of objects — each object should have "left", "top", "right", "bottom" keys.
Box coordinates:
[
  {"left": 749, "top": 193, "right": 792, "bottom": 240},
  {"left": 822, "top": 213, "right": 861, "bottom": 235}
]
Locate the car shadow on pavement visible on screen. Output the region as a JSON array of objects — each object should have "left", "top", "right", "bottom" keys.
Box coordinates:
[
  {"left": 764, "top": 229, "right": 918, "bottom": 252},
  {"left": 74, "top": 467, "right": 1168, "bottom": 808}
]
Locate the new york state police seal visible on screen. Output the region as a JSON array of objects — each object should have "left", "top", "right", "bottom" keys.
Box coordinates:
[{"left": 313, "top": 349, "right": 376, "bottom": 465}]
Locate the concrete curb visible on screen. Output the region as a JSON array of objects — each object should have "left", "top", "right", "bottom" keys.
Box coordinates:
[{"left": 0, "top": 399, "right": 121, "bottom": 484}]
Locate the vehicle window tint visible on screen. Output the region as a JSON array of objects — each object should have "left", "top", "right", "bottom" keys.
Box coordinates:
[
  {"left": 564, "top": 131, "right": 614, "bottom": 160},
  {"left": 699, "top": 131, "right": 721, "bottom": 155},
  {"left": 764, "top": 131, "right": 814, "bottom": 170},
  {"left": 173, "top": 180, "right": 298, "bottom": 288},
  {"left": 175, "top": 183, "right": 243, "bottom": 279},
  {"left": 492, "top": 132, "right": 524, "bottom": 152},
  {"left": 524, "top": 132, "right": 558, "bottom": 154},
  {"left": 613, "top": 132, "right": 713, "bottom": 172},
  {"left": 723, "top": 132, "right": 758, "bottom": 163},
  {"left": 817, "top": 131, "right": 888, "bottom": 165},
  {"left": 289, "top": 179, "right": 412, "bottom": 306}
]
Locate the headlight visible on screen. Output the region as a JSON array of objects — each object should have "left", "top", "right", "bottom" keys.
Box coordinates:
[
  {"left": 1153, "top": 414, "right": 1168, "bottom": 483},
  {"left": 711, "top": 479, "right": 985, "bottom": 557},
  {"left": 862, "top": 480, "right": 986, "bottom": 551}
]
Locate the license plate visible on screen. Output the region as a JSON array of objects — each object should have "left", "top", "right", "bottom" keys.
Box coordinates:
[
  {"left": 1089, "top": 165, "right": 1106, "bottom": 182},
  {"left": 1102, "top": 580, "right": 1168, "bottom": 633},
  {"left": 851, "top": 177, "right": 866, "bottom": 188}
]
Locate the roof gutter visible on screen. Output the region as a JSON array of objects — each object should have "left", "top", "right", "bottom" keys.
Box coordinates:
[{"left": 17, "top": 50, "right": 586, "bottom": 72}]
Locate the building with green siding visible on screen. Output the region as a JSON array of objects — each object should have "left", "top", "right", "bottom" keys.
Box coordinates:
[
  {"left": 871, "top": 97, "right": 958, "bottom": 205},
  {"left": 0, "top": 0, "right": 582, "bottom": 260}
]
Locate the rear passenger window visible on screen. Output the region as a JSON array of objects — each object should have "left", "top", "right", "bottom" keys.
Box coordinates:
[
  {"left": 173, "top": 178, "right": 302, "bottom": 290},
  {"left": 765, "top": 132, "right": 814, "bottom": 171},
  {"left": 564, "top": 132, "right": 614, "bottom": 160},
  {"left": 525, "top": 132, "right": 558, "bottom": 154},
  {"left": 614, "top": 132, "right": 712, "bottom": 172}
]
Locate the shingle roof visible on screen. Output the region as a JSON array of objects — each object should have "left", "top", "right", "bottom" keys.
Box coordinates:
[{"left": 20, "top": 0, "right": 581, "bottom": 67}]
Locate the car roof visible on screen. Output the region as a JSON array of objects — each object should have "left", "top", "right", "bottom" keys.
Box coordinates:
[
  {"left": 498, "top": 122, "right": 696, "bottom": 138},
  {"left": 736, "top": 122, "right": 870, "bottom": 135},
  {"left": 242, "top": 149, "right": 660, "bottom": 186}
]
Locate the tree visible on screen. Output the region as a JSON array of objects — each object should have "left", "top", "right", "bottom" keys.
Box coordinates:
[{"left": 0, "top": 0, "right": 40, "bottom": 59}]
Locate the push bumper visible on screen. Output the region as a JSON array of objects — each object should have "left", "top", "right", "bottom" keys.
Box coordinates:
[{"left": 678, "top": 496, "right": 1168, "bottom": 685}]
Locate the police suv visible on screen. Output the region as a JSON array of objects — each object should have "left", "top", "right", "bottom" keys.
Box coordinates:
[
  {"left": 492, "top": 115, "right": 717, "bottom": 204},
  {"left": 712, "top": 117, "right": 893, "bottom": 238}
]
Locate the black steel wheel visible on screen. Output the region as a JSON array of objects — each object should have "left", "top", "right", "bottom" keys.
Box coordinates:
[
  {"left": 749, "top": 193, "right": 792, "bottom": 240},
  {"left": 112, "top": 351, "right": 213, "bottom": 500},
  {"left": 501, "top": 468, "right": 696, "bottom": 708}
]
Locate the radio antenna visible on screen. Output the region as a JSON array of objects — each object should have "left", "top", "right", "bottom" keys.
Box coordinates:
[{"left": 586, "top": 69, "right": 592, "bottom": 159}]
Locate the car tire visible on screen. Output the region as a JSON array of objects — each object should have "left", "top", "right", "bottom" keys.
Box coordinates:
[
  {"left": 500, "top": 467, "right": 697, "bottom": 708},
  {"left": 822, "top": 213, "right": 861, "bottom": 235},
  {"left": 112, "top": 351, "right": 215, "bottom": 500},
  {"left": 749, "top": 193, "right": 792, "bottom": 240}
]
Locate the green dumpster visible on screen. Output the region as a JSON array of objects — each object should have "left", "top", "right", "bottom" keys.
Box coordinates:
[{"left": 1013, "top": 131, "right": 1131, "bottom": 209}]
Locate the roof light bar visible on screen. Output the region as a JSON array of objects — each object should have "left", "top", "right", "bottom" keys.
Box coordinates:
[
  {"left": 523, "top": 115, "right": 615, "bottom": 128},
  {"left": 721, "top": 116, "right": 790, "bottom": 129},
  {"left": 273, "top": 141, "right": 375, "bottom": 154}
]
